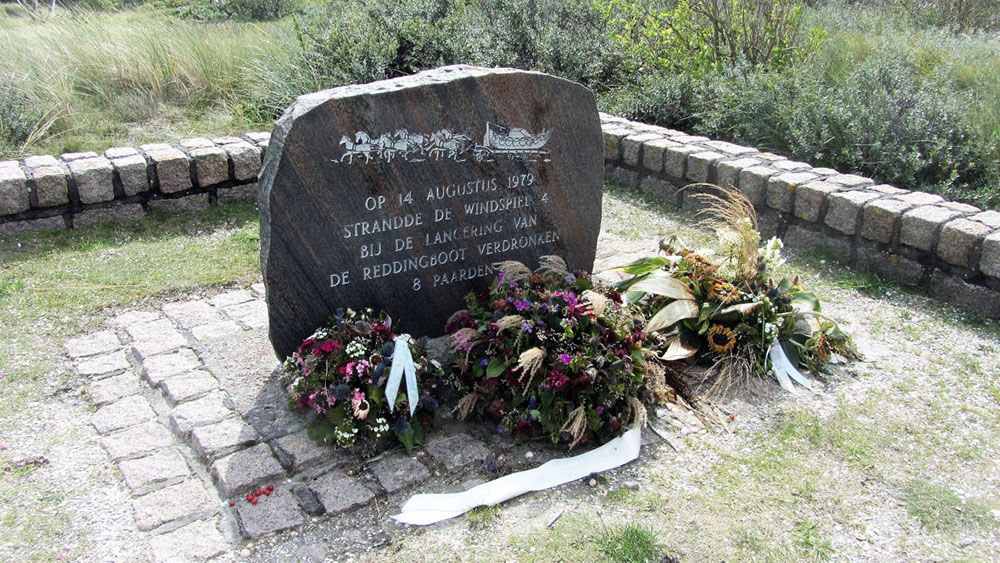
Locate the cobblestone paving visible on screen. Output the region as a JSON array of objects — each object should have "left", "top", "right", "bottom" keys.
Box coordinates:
[{"left": 65, "top": 234, "right": 680, "bottom": 559}]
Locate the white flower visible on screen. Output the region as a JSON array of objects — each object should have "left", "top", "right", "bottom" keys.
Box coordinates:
[
  {"left": 345, "top": 338, "right": 367, "bottom": 358},
  {"left": 761, "top": 237, "right": 786, "bottom": 270}
]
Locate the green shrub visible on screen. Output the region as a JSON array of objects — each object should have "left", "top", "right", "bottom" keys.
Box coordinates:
[{"left": 0, "top": 76, "right": 46, "bottom": 154}]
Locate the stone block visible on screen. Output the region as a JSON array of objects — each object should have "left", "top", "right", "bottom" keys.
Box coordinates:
[
  {"left": 245, "top": 132, "right": 270, "bottom": 146},
  {"left": 766, "top": 171, "right": 817, "bottom": 213},
  {"left": 702, "top": 140, "right": 757, "bottom": 157},
  {"left": 716, "top": 157, "right": 762, "bottom": 189},
  {"left": 209, "top": 289, "right": 254, "bottom": 308},
  {"left": 210, "top": 442, "right": 284, "bottom": 497},
  {"left": 641, "top": 138, "right": 676, "bottom": 172},
  {"left": 131, "top": 479, "right": 216, "bottom": 532},
  {"left": 869, "top": 184, "right": 907, "bottom": 196},
  {"left": 23, "top": 155, "right": 59, "bottom": 168},
  {"left": 221, "top": 142, "right": 261, "bottom": 182},
  {"left": 369, "top": 454, "right": 431, "bottom": 494},
  {"left": 104, "top": 147, "right": 138, "bottom": 159},
  {"left": 234, "top": 484, "right": 304, "bottom": 539},
  {"left": 179, "top": 137, "right": 215, "bottom": 150},
  {"left": 144, "top": 146, "right": 192, "bottom": 194},
  {"left": 272, "top": 429, "right": 335, "bottom": 472},
  {"left": 113, "top": 310, "right": 161, "bottom": 327},
  {"left": 793, "top": 180, "right": 840, "bottom": 222},
  {"left": 980, "top": 231, "right": 1000, "bottom": 280},
  {"left": 899, "top": 205, "right": 963, "bottom": 251},
  {"left": 639, "top": 175, "right": 677, "bottom": 202},
  {"left": 190, "top": 146, "right": 229, "bottom": 187},
  {"left": 810, "top": 167, "right": 838, "bottom": 177},
  {"left": 64, "top": 330, "right": 120, "bottom": 358},
  {"left": 91, "top": 395, "right": 155, "bottom": 435},
  {"left": 169, "top": 391, "right": 234, "bottom": 436},
  {"left": 191, "top": 320, "right": 243, "bottom": 342},
  {"left": 163, "top": 299, "right": 222, "bottom": 329},
  {"left": 212, "top": 136, "right": 244, "bottom": 146},
  {"left": 88, "top": 370, "right": 140, "bottom": 406},
  {"left": 131, "top": 329, "right": 188, "bottom": 359},
  {"left": 77, "top": 350, "right": 130, "bottom": 377},
  {"left": 191, "top": 418, "right": 260, "bottom": 460},
  {"left": 937, "top": 218, "right": 991, "bottom": 267},
  {"left": 73, "top": 203, "right": 145, "bottom": 229},
  {"left": 771, "top": 159, "right": 810, "bottom": 172},
  {"left": 118, "top": 448, "right": 190, "bottom": 495},
  {"left": 161, "top": 369, "right": 218, "bottom": 405},
  {"left": 127, "top": 317, "right": 182, "bottom": 344},
  {"left": 737, "top": 166, "right": 777, "bottom": 206},
  {"left": 0, "top": 160, "right": 30, "bottom": 215},
  {"left": 147, "top": 518, "right": 228, "bottom": 562},
  {"left": 606, "top": 166, "right": 638, "bottom": 189},
  {"left": 826, "top": 174, "right": 873, "bottom": 189},
  {"left": 970, "top": 211, "right": 1000, "bottom": 229},
  {"left": 111, "top": 154, "right": 150, "bottom": 196},
  {"left": 217, "top": 182, "right": 258, "bottom": 204},
  {"left": 662, "top": 145, "right": 700, "bottom": 180},
  {"left": 30, "top": 165, "right": 70, "bottom": 207},
  {"left": 896, "top": 191, "right": 944, "bottom": 207},
  {"left": 423, "top": 433, "right": 491, "bottom": 472},
  {"left": 861, "top": 198, "right": 912, "bottom": 244},
  {"left": 0, "top": 215, "right": 65, "bottom": 235},
  {"left": 142, "top": 348, "right": 202, "bottom": 385},
  {"left": 928, "top": 271, "right": 1000, "bottom": 319},
  {"left": 61, "top": 151, "right": 98, "bottom": 161},
  {"left": 68, "top": 157, "right": 115, "bottom": 204},
  {"left": 102, "top": 421, "right": 177, "bottom": 462},
  {"left": 601, "top": 127, "right": 631, "bottom": 162},
  {"left": 824, "top": 190, "right": 881, "bottom": 235},
  {"left": 148, "top": 194, "right": 211, "bottom": 215},
  {"left": 621, "top": 133, "right": 661, "bottom": 167},
  {"left": 941, "top": 201, "right": 979, "bottom": 214},
  {"left": 685, "top": 150, "right": 725, "bottom": 183},
  {"left": 783, "top": 225, "right": 852, "bottom": 262},
  {"left": 855, "top": 245, "right": 925, "bottom": 285},
  {"left": 310, "top": 472, "right": 375, "bottom": 515}
]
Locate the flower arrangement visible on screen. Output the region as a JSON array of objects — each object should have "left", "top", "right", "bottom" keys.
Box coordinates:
[
  {"left": 448, "top": 257, "right": 648, "bottom": 449},
  {"left": 617, "top": 188, "right": 856, "bottom": 394},
  {"left": 283, "top": 308, "right": 443, "bottom": 454}
]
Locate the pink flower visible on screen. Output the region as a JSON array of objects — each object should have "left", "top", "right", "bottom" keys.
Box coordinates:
[
  {"left": 351, "top": 390, "right": 370, "bottom": 420},
  {"left": 558, "top": 353, "right": 572, "bottom": 365}
]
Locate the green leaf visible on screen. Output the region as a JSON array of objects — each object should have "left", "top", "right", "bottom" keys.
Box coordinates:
[
  {"left": 646, "top": 300, "right": 700, "bottom": 332},
  {"left": 486, "top": 357, "right": 506, "bottom": 379},
  {"left": 306, "top": 419, "right": 337, "bottom": 445},
  {"left": 791, "top": 291, "right": 821, "bottom": 312},
  {"left": 624, "top": 290, "right": 646, "bottom": 304},
  {"left": 616, "top": 256, "right": 669, "bottom": 276},
  {"left": 629, "top": 275, "right": 695, "bottom": 300}
]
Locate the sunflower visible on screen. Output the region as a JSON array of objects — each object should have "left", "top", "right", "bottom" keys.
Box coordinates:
[
  {"left": 706, "top": 325, "right": 737, "bottom": 353},
  {"left": 707, "top": 280, "right": 740, "bottom": 304}
]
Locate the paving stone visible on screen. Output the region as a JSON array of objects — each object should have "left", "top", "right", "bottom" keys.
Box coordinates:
[
  {"left": 861, "top": 198, "right": 913, "bottom": 244},
  {"left": 900, "top": 205, "right": 963, "bottom": 251},
  {"left": 0, "top": 215, "right": 65, "bottom": 235},
  {"left": 251, "top": 282, "right": 265, "bottom": 296},
  {"left": 189, "top": 146, "right": 229, "bottom": 187},
  {"left": 601, "top": 127, "right": 631, "bottom": 161},
  {"left": 980, "top": 231, "right": 1000, "bottom": 279},
  {"left": 272, "top": 429, "right": 335, "bottom": 471},
  {"left": 148, "top": 518, "right": 228, "bottom": 562},
  {"left": 235, "top": 484, "right": 304, "bottom": 539},
  {"left": 0, "top": 160, "right": 30, "bottom": 215},
  {"left": 127, "top": 318, "right": 179, "bottom": 341},
  {"left": 208, "top": 289, "right": 254, "bottom": 308},
  {"left": 102, "top": 420, "right": 176, "bottom": 462},
  {"left": 104, "top": 147, "right": 139, "bottom": 159},
  {"left": 423, "top": 433, "right": 491, "bottom": 472},
  {"left": 824, "top": 190, "right": 881, "bottom": 235},
  {"left": 937, "top": 218, "right": 992, "bottom": 267},
  {"left": 61, "top": 151, "right": 99, "bottom": 161},
  {"left": 826, "top": 174, "right": 873, "bottom": 188},
  {"left": 74, "top": 204, "right": 146, "bottom": 229},
  {"left": 169, "top": 391, "right": 234, "bottom": 436},
  {"left": 88, "top": 370, "right": 141, "bottom": 406},
  {"left": 369, "top": 454, "right": 431, "bottom": 494},
  {"left": 148, "top": 194, "right": 211, "bottom": 214},
  {"left": 161, "top": 369, "right": 219, "bottom": 405},
  {"left": 191, "top": 418, "right": 260, "bottom": 460},
  {"left": 621, "top": 133, "right": 661, "bottom": 167},
  {"left": 30, "top": 164, "right": 70, "bottom": 207},
  {"left": 210, "top": 443, "right": 285, "bottom": 497},
  {"left": 110, "top": 154, "right": 150, "bottom": 196},
  {"left": 223, "top": 299, "right": 268, "bottom": 328},
  {"left": 77, "top": 350, "right": 130, "bottom": 377},
  {"left": 144, "top": 146, "right": 192, "bottom": 194},
  {"left": 716, "top": 157, "right": 762, "bottom": 189},
  {"left": 131, "top": 479, "right": 216, "bottom": 532},
  {"left": 970, "top": 211, "right": 1000, "bottom": 229},
  {"left": 928, "top": 271, "right": 1000, "bottom": 319},
  {"left": 685, "top": 150, "right": 725, "bottom": 183},
  {"left": 766, "top": 171, "right": 817, "bottom": 213},
  {"left": 310, "top": 472, "right": 375, "bottom": 515},
  {"left": 292, "top": 483, "right": 324, "bottom": 515},
  {"left": 68, "top": 157, "right": 115, "bottom": 204},
  {"left": 793, "top": 180, "right": 840, "bottom": 222},
  {"left": 221, "top": 142, "right": 261, "bottom": 182},
  {"left": 113, "top": 310, "right": 161, "bottom": 327},
  {"left": 662, "top": 145, "right": 700, "bottom": 179},
  {"left": 118, "top": 448, "right": 191, "bottom": 495},
  {"left": 191, "top": 320, "right": 243, "bottom": 341},
  {"left": 641, "top": 138, "right": 676, "bottom": 172},
  {"left": 64, "top": 330, "right": 120, "bottom": 358},
  {"left": 132, "top": 331, "right": 189, "bottom": 359},
  {"left": 738, "top": 165, "right": 778, "bottom": 206},
  {"left": 92, "top": 395, "right": 155, "bottom": 435},
  {"left": 142, "top": 348, "right": 202, "bottom": 385},
  {"left": 702, "top": 140, "right": 757, "bottom": 157},
  {"left": 162, "top": 299, "right": 222, "bottom": 328},
  {"left": 896, "top": 191, "right": 944, "bottom": 206}
]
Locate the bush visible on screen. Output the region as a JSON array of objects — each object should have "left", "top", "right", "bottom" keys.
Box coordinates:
[{"left": 0, "top": 76, "right": 46, "bottom": 154}]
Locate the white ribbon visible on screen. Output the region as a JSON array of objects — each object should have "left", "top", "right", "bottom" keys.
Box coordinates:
[
  {"left": 767, "top": 339, "right": 813, "bottom": 393},
  {"left": 385, "top": 334, "right": 419, "bottom": 417},
  {"left": 392, "top": 427, "right": 642, "bottom": 525}
]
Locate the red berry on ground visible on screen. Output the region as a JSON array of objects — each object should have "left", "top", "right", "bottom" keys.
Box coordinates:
[
  {"left": 229, "top": 501, "right": 236, "bottom": 507},
  {"left": 250, "top": 498, "right": 258, "bottom": 505}
]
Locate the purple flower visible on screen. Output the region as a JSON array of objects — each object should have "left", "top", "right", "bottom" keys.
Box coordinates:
[
  {"left": 520, "top": 320, "right": 534, "bottom": 333},
  {"left": 514, "top": 298, "right": 532, "bottom": 312},
  {"left": 596, "top": 405, "right": 605, "bottom": 415},
  {"left": 558, "top": 353, "right": 572, "bottom": 365},
  {"left": 480, "top": 358, "right": 489, "bottom": 367}
]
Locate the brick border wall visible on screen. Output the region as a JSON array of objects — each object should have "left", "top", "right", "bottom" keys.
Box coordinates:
[
  {"left": 2, "top": 116, "right": 998, "bottom": 318},
  {"left": 0, "top": 133, "right": 270, "bottom": 234}
]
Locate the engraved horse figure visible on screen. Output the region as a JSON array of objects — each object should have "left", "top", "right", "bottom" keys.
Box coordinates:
[
  {"left": 339, "top": 132, "right": 375, "bottom": 164},
  {"left": 427, "top": 129, "right": 473, "bottom": 161}
]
